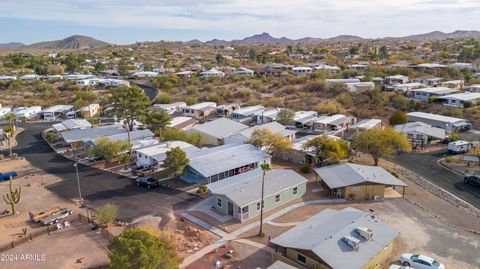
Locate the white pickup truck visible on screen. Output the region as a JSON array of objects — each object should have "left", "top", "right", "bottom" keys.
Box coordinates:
[{"left": 448, "top": 140, "right": 473, "bottom": 154}]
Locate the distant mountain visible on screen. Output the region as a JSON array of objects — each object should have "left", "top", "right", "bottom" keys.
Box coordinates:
[
  {"left": 26, "top": 35, "right": 110, "bottom": 49},
  {"left": 186, "top": 30, "right": 480, "bottom": 46},
  {"left": 0, "top": 42, "right": 25, "bottom": 48}
]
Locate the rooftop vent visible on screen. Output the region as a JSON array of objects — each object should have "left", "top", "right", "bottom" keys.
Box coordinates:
[
  {"left": 342, "top": 236, "right": 360, "bottom": 251},
  {"left": 355, "top": 227, "right": 373, "bottom": 240}
]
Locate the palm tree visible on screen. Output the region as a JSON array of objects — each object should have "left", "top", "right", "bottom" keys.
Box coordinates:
[
  {"left": 257, "top": 162, "right": 271, "bottom": 238},
  {"left": 4, "top": 114, "right": 17, "bottom": 158}
]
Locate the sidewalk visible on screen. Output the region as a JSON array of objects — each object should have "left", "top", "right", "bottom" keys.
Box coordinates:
[{"left": 180, "top": 198, "right": 346, "bottom": 268}]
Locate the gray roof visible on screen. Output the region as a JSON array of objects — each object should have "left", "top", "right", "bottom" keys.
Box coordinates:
[
  {"left": 53, "top": 119, "right": 92, "bottom": 132},
  {"left": 61, "top": 125, "right": 125, "bottom": 143},
  {"left": 314, "top": 163, "right": 407, "bottom": 188},
  {"left": 230, "top": 122, "right": 296, "bottom": 140},
  {"left": 395, "top": 122, "right": 446, "bottom": 140},
  {"left": 267, "top": 260, "right": 299, "bottom": 269},
  {"left": 190, "top": 118, "right": 248, "bottom": 139},
  {"left": 188, "top": 143, "right": 270, "bottom": 178},
  {"left": 208, "top": 169, "right": 307, "bottom": 207},
  {"left": 97, "top": 129, "right": 155, "bottom": 143},
  {"left": 407, "top": 112, "right": 467, "bottom": 124},
  {"left": 271, "top": 207, "right": 399, "bottom": 269}
]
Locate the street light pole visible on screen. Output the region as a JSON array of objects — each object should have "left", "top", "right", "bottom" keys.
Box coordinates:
[{"left": 74, "top": 162, "right": 83, "bottom": 204}]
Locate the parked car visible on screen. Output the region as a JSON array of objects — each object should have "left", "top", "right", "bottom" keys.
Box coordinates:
[
  {"left": 447, "top": 140, "right": 472, "bottom": 154},
  {"left": 464, "top": 175, "right": 480, "bottom": 187},
  {"left": 132, "top": 165, "right": 155, "bottom": 175},
  {"left": 0, "top": 171, "right": 17, "bottom": 181},
  {"left": 83, "top": 156, "right": 102, "bottom": 163},
  {"left": 135, "top": 177, "right": 160, "bottom": 189},
  {"left": 400, "top": 254, "right": 445, "bottom": 269}
]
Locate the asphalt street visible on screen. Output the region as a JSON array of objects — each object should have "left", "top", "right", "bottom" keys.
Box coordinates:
[
  {"left": 395, "top": 150, "right": 480, "bottom": 209},
  {"left": 2, "top": 122, "right": 199, "bottom": 222}
]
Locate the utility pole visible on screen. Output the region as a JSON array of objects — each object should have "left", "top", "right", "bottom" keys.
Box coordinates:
[{"left": 73, "top": 162, "right": 83, "bottom": 205}]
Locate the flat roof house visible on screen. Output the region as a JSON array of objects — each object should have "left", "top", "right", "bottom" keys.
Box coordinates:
[
  {"left": 345, "top": 82, "right": 375, "bottom": 93},
  {"left": 314, "top": 163, "right": 407, "bottom": 200},
  {"left": 52, "top": 119, "right": 92, "bottom": 132},
  {"left": 271, "top": 207, "right": 399, "bottom": 269},
  {"left": 385, "top": 75, "right": 409, "bottom": 85},
  {"left": 311, "top": 114, "right": 356, "bottom": 132},
  {"left": 350, "top": 119, "right": 382, "bottom": 131},
  {"left": 280, "top": 134, "right": 341, "bottom": 164},
  {"left": 182, "top": 102, "right": 217, "bottom": 119},
  {"left": 14, "top": 106, "right": 42, "bottom": 119},
  {"left": 389, "top": 82, "right": 425, "bottom": 92},
  {"left": 292, "top": 67, "right": 313, "bottom": 76},
  {"left": 395, "top": 122, "right": 446, "bottom": 148},
  {"left": 407, "top": 112, "right": 471, "bottom": 132},
  {"left": 41, "top": 105, "right": 74, "bottom": 122},
  {"left": 439, "top": 92, "right": 480, "bottom": 108},
  {"left": 0, "top": 107, "right": 12, "bottom": 119},
  {"left": 233, "top": 67, "right": 255, "bottom": 75},
  {"left": 254, "top": 108, "right": 282, "bottom": 124},
  {"left": 224, "top": 122, "right": 296, "bottom": 144},
  {"left": 61, "top": 125, "right": 126, "bottom": 149},
  {"left": 200, "top": 68, "right": 225, "bottom": 78},
  {"left": 208, "top": 169, "right": 307, "bottom": 222},
  {"left": 409, "top": 87, "right": 460, "bottom": 101},
  {"left": 154, "top": 102, "right": 187, "bottom": 115},
  {"left": 180, "top": 143, "right": 271, "bottom": 184},
  {"left": 442, "top": 80, "right": 464, "bottom": 90},
  {"left": 411, "top": 76, "right": 443, "bottom": 86},
  {"left": 135, "top": 141, "right": 199, "bottom": 168},
  {"left": 85, "top": 129, "right": 156, "bottom": 150},
  {"left": 189, "top": 118, "right": 249, "bottom": 146},
  {"left": 167, "top": 116, "right": 196, "bottom": 130},
  {"left": 325, "top": 78, "right": 360, "bottom": 87},
  {"left": 79, "top": 103, "right": 100, "bottom": 118},
  {"left": 231, "top": 105, "right": 265, "bottom": 123},
  {"left": 294, "top": 111, "right": 318, "bottom": 129},
  {"left": 132, "top": 71, "right": 158, "bottom": 78}
]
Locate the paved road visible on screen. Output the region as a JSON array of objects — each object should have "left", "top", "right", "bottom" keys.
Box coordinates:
[
  {"left": 130, "top": 80, "right": 159, "bottom": 101},
  {"left": 395, "top": 150, "right": 480, "bottom": 209},
  {"left": 3, "top": 122, "right": 198, "bottom": 222}
]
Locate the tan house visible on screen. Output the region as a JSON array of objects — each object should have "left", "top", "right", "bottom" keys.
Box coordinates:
[
  {"left": 314, "top": 163, "right": 407, "bottom": 200},
  {"left": 271, "top": 207, "right": 399, "bottom": 269},
  {"left": 80, "top": 103, "right": 100, "bottom": 118}
]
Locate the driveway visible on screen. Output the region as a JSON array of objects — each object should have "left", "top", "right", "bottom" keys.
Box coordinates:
[
  {"left": 3, "top": 122, "right": 199, "bottom": 222},
  {"left": 395, "top": 150, "right": 480, "bottom": 209}
]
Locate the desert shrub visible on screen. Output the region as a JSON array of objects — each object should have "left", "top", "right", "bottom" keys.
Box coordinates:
[{"left": 299, "top": 164, "right": 312, "bottom": 174}]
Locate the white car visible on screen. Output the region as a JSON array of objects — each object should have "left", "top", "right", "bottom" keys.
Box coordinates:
[
  {"left": 400, "top": 254, "right": 445, "bottom": 269},
  {"left": 389, "top": 265, "right": 412, "bottom": 269}
]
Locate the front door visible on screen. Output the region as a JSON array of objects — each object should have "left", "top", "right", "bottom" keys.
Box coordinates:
[{"left": 227, "top": 201, "right": 234, "bottom": 216}]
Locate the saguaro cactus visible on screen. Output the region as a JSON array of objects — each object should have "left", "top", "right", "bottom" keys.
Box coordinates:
[{"left": 3, "top": 176, "right": 21, "bottom": 216}]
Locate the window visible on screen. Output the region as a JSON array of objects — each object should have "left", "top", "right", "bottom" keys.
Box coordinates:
[
  {"left": 217, "top": 198, "right": 222, "bottom": 207},
  {"left": 275, "top": 194, "right": 280, "bottom": 203},
  {"left": 293, "top": 187, "right": 298, "bottom": 195},
  {"left": 256, "top": 202, "right": 261, "bottom": 211},
  {"left": 297, "top": 254, "right": 306, "bottom": 264},
  {"left": 242, "top": 206, "right": 249, "bottom": 214}
]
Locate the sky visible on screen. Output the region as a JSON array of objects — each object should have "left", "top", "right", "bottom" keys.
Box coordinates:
[{"left": 1, "top": 0, "right": 480, "bottom": 45}]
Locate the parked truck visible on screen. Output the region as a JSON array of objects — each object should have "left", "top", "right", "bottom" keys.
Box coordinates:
[
  {"left": 39, "top": 208, "right": 73, "bottom": 226},
  {"left": 448, "top": 140, "right": 473, "bottom": 154},
  {"left": 29, "top": 207, "right": 63, "bottom": 223}
]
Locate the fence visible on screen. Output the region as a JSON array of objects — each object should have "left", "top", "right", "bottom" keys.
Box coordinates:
[{"left": 0, "top": 212, "right": 115, "bottom": 253}]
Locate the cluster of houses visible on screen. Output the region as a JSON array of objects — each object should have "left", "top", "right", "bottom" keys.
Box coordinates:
[
  {"left": 0, "top": 103, "right": 100, "bottom": 121},
  {"left": 0, "top": 73, "right": 130, "bottom": 89}
]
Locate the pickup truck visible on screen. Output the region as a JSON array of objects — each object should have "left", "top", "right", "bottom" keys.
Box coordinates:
[
  {"left": 40, "top": 208, "right": 73, "bottom": 226},
  {"left": 0, "top": 171, "right": 17, "bottom": 181},
  {"left": 29, "top": 207, "right": 63, "bottom": 223}
]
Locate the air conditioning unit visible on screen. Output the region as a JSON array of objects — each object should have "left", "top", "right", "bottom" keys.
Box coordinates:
[
  {"left": 373, "top": 195, "right": 380, "bottom": 201},
  {"left": 342, "top": 236, "right": 360, "bottom": 250},
  {"left": 355, "top": 227, "right": 373, "bottom": 240}
]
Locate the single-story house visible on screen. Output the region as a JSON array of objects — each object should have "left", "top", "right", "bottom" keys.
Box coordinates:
[
  {"left": 208, "top": 169, "right": 307, "bottom": 222},
  {"left": 85, "top": 129, "right": 156, "bottom": 150},
  {"left": 395, "top": 122, "right": 446, "bottom": 147},
  {"left": 132, "top": 71, "right": 158, "bottom": 78},
  {"left": 154, "top": 102, "right": 187, "bottom": 115},
  {"left": 167, "top": 116, "right": 196, "bottom": 130},
  {"left": 79, "top": 103, "right": 100, "bottom": 118},
  {"left": 464, "top": 84, "right": 480, "bottom": 92},
  {"left": 409, "top": 87, "right": 460, "bottom": 101},
  {"left": 314, "top": 163, "right": 407, "bottom": 200},
  {"left": 254, "top": 108, "right": 281, "bottom": 124},
  {"left": 450, "top": 62, "right": 477, "bottom": 70},
  {"left": 19, "top": 74, "right": 40, "bottom": 81},
  {"left": 0, "top": 107, "right": 12, "bottom": 119},
  {"left": 406, "top": 112, "right": 471, "bottom": 132},
  {"left": 371, "top": 77, "right": 384, "bottom": 84},
  {"left": 442, "top": 80, "right": 464, "bottom": 90},
  {"left": 188, "top": 118, "right": 248, "bottom": 146},
  {"left": 176, "top": 71, "right": 194, "bottom": 77},
  {"left": 385, "top": 75, "right": 409, "bottom": 85},
  {"left": 41, "top": 105, "right": 74, "bottom": 122},
  {"left": 0, "top": 76, "right": 17, "bottom": 81},
  {"left": 345, "top": 82, "right": 375, "bottom": 93},
  {"left": 224, "top": 122, "right": 296, "bottom": 144},
  {"left": 266, "top": 260, "right": 298, "bottom": 269},
  {"left": 52, "top": 119, "right": 92, "bottom": 132},
  {"left": 310, "top": 114, "right": 356, "bottom": 132},
  {"left": 348, "top": 64, "right": 368, "bottom": 71},
  {"left": 411, "top": 76, "right": 443, "bottom": 86},
  {"left": 233, "top": 67, "right": 254, "bottom": 76},
  {"left": 292, "top": 67, "right": 313, "bottom": 76},
  {"left": 182, "top": 102, "right": 217, "bottom": 119},
  {"left": 314, "top": 64, "right": 341, "bottom": 73},
  {"left": 60, "top": 125, "right": 126, "bottom": 149},
  {"left": 180, "top": 143, "right": 271, "bottom": 184},
  {"left": 439, "top": 92, "right": 480, "bottom": 108},
  {"left": 293, "top": 111, "right": 318, "bottom": 128},
  {"left": 231, "top": 105, "right": 265, "bottom": 124},
  {"left": 271, "top": 207, "right": 398, "bottom": 269},
  {"left": 325, "top": 79, "right": 361, "bottom": 88},
  {"left": 411, "top": 63, "right": 447, "bottom": 71},
  {"left": 135, "top": 141, "right": 199, "bottom": 168},
  {"left": 200, "top": 68, "right": 224, "bottom": 78},
  {"left": 389, "top": 82, "right": 425, "bottom": 92},
  {"left": 13, "top": 106, "right": 42, "bottom": 119},
  {"left": 350, "top": 119, "right": 382, "bottom": 131},
  {"left": 280, "top": 135, "right": 342, "bottom": 164}
]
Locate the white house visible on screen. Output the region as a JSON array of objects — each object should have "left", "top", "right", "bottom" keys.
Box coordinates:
[
  {"left": 350, "top": 119, "right": 382, "bottom": 131},
  {"left": 200, "top": 68, "right": 224, "bottom": 78},
  {"left": 407, "top": 112, "right": 471, "bottom": 132},
  {"left": 41, "top": 105, "right": 74, "bottom": 122},
  {"left": 254, "top": 108, "right": 282, "bottom": 124},
  {"left": 154, "top": 102, "right": 187, "bottom": 115},
  {"left": 292, "top": 67, "right": 312, "bottom": 76},
  {"left": 52, "top": 119, "right": 92, "bottom": 132},
  {"left": 348, "top": 64, "right": 368, "bottom": 71},
  {"left": 176, "top": 71, "right": 194, "bottom": 77},
  {"left": 135, "top": 141, "right": 199, "bottom": 168},
  {"left": 14, "top": 106, "right": 42, "bottom": 119},
  {"left": 224, "top": 122, "right": 296, "bottom": 144},
  {"left": 65, "top": 74, "right": 96, "bottom": 80},
  {"left": 182, "top": 102, "right": 217, "bottom": 119},
  {"left": 325, "top": 79, "right": 360, "bottom": 87},
  {"left": 345, "top": 82, "right": 375, "bottom": 93},
  {"left": 385, "top": 75, "right": 409, "bottom": 85},
  {"left": 442, "top": 80, "right": 464, "bottom": 90},
  {"left": 390, "top": 82, "right": 425, "bottom": 92},
  {"left": 0, "top": 107, "right": 12, "bottom": 119},
  {"left": 293, "top": 111, "right": 318, "bottom": 128},
  {"left": 439, "top": 92, "right": 480, "bottom": 108},
  {"left": 411, "top": 77, "right": 443, "bottom": 87},
  {"left": 395, "top": 122, "right": 446, "bottom": 147},
  {"left": 132, "top": 71, "right": 158, "bottom": 78},
  {"left": 167, "top": 116, "right": 196, "bottom": 130},
  {"left": 233, "top": 67, "right": 254, "bottom": 76},
  {"left": 0, "top": 76, "right": 17, "bottom": 81},
  {"left": 231, "top": 105, "right": 265, "bottom": 123},
  {"left": 409, "top": 87, "right": 460, "bottom": 101},
  {"left": 19, "top": 74, "right": 40, "bottom": 81},
  {"left": 188, "top": 118, "right": 248, "bottom": 146},
  {"left": 450, "top": 63, "right": 477, "bottom": 70},
  {"left": 314, "top": 64, "right": 341, "bottom": 73}
]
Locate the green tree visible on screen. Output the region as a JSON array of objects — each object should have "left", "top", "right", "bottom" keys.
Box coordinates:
[
  {"left": 353, "top": 127, "right": 412, "bottom": 166},
  {"left": 64, "top": 54, "right": 79, "bottom": 73},
  {"left": 142, "top": 109, "right": 171, "bottom": 140},
  {"left": 248, "top": 129, "right": 292, "bottom": 155},
  {"left": 379, "top": 45, "right": 389, "bottom": 59},
  {"left": 88, "top": 137, "right": 129, "bottom": 163},
  {"left": 96, "top": 203, "right": 118, "bottom": 227},
  {"left": 117, "top": 60, "right": 129, "bottom": 76},
  {"left": 163, "top": 147, "right": 189, "bottom": 179},
  {"left": 163, "top": 128, "right": 203, "bottom": 146},
  {"left": 315, "top": 101, "right": 345, "bottom": 115},
  {"left": 95, "top": 62, "right": 106, "bottom": 73},
  {"left": 276, "top": 109, "right": 295, "bottom": 126},
  {"left": 257, "top": 162, "right": 271, "bottom": 238},
  {"left": 119, "top": 153, "right": 131, "bottom": 170},
  {"left": 110, "top": 86, "right": 150, "bottom": 153},
  {"left": 4, "top": 113, "right": 17, "bottom": 158},
  {"left": 3, "top": 176, "right": 21, "bottom": 216},
  {"left": 303, "top": 135, "right": 349, "bottom": 165},
  {"left": 108, "top": 228, "right": 181, "bottom": 269},
  {"left": 155, "top": 93, "right": 174, "bottom": 104},
  {"left": 389, "top": 111, "right": 408, "bottom": 125}
]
